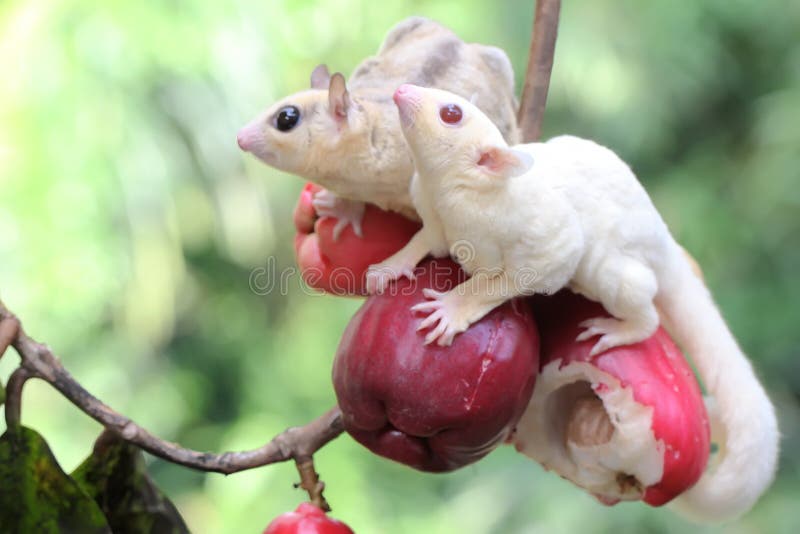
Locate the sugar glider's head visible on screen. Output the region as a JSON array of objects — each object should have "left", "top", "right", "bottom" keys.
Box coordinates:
[
  {"left": 393, "top": 84, "right": 533, "bottom": 185},
  {"left": 237, "top": 65, "right": 356, "bottom": 178}
]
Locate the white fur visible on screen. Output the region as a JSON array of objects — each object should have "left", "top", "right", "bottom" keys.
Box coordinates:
[{"left": 369, "top": 85, "right": 779, "bottom": 523}]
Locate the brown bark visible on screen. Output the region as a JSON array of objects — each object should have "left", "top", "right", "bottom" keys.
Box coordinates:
[{"left": 518, "top": 0, "right": 562, "bottom": 142}]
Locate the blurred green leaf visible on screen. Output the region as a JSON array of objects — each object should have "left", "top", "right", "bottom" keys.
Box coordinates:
[
  {"left": 72, "top": 431, "right": 189, "bottom": 534},
  {"left": 0, "top": 425, "right": 110, "bottom": 534}
]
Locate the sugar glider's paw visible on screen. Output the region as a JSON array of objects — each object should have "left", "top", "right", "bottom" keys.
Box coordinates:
[
  {"left": 365, "top": 261, "right": 416, "bottom": 295},
  {"left": 576, "top": 317, "right": 648, "bottom": 356},
  {"left": 312, "top": 189, "right": 365, "bottom": 241},
  {"left": 411, "top": 289, "right": 470, "bottom": 346}
]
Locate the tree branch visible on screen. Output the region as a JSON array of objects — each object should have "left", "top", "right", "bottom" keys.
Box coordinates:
[
  {"left": 518, "top": 0, "right": 562, "bottom": 142},
  {"left": 0, "top": 313, "right": 20, "bottom": 363},
  {"left": 0, "top": 301, "right": 344, "bottom": 476}
]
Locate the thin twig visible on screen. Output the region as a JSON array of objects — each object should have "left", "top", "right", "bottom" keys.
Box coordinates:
[
  {"left": 4, "top": 366, "right": 34, "bottom": 427},
  {"left": 518, "top": 0, "right": 562, "bottom": 142},
  {"left": 0, "top": 302, "right": 344, "bottom": 475}
]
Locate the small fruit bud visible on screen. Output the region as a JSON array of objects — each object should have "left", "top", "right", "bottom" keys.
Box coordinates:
[{"left": 264, "top": 502, "right": 354, "bottom": 534}]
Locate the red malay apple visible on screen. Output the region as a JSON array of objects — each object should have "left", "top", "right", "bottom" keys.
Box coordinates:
[
  {"left": 333, "top": 258, "right": 540, "bottom": 472},
  {"left": 294, "top": 183, "right": 421, "bottom": 295},
  {"left": 514, "top": 291, "right": 710, "bottom": 506},
  {"left": 264, "top": 502, "right": 354, "bottom": 534}
]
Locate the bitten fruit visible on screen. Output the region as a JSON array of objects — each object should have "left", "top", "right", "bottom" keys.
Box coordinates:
[
  {"left": 333, "top": 258, "right": 540, "bottom": 472},
  {"left": 294, "top": 183, "right": 421, "bottom": 295},
  {"left": 264, "top": 502, "right": 354, "bottom": 534},
  {"left": 514, "top": 291, "right": 710, "bottom": 506}
]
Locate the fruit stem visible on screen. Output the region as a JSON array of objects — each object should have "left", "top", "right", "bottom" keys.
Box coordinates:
[{"left": 295, "top": 457, "right": 331, "bottom": 512}]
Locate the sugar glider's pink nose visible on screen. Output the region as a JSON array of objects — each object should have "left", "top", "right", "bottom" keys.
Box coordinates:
[
  {"left": 394, "top": 84, "right": 422, "bottom": 128},
  {"left": 236, "top": 130, "right": 248, "bottom": 151},
  {"left": 236, "top": 121, "right": 262, "bottom": 152},
  {"left": 393, "top": 84, "right": 418, "bottom": 106}
]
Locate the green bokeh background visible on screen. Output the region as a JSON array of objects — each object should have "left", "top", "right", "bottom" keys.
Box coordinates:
[{"left": 1, "top": 0, "right": 798, "bottom": 532}]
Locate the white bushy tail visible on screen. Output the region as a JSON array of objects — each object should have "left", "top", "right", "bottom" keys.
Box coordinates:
[{"left": 655, "top": 243, "right": 779, "bottom": 523}]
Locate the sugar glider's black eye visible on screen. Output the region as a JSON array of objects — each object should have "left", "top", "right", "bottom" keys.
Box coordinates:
[
  {"left": 440, "top": 104, "right": 463, "bottom": 125},
  {"left": 275, "top": 106, "right": 301, "bottom": 131}
]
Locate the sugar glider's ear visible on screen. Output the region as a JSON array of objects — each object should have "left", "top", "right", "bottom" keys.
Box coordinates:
[
  {"left": 310, "top": 64, "right": 331, "bottom": 89},
  {"left": 328, "top": 73, "right": 351, "bottom": 119},
  {"left": 477, "top": 146, "right": 534, "bottom": 178}
]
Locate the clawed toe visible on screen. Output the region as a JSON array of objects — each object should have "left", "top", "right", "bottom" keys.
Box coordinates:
[
  {"left": 411, "top": 300, "right": 441, "bottom": 313},
  {"left": 332, "top": 219, "right": 348, "bottom": 241},
  {"left": 577, "top": 317, "right": 623, "bottom": 356},
  {"left": 411, "top": 289, "right": 467, "bottom": 346},
  {"left": 365, "top": 269, "right": 391, "bottom": 294},
  {"left": 422, "top": 288, "right": 446, "bottom": 299},
  {"left": 420, "top": 312, "right": 462, "bottom": 346},
  {"left": 329, "top": 214, "right": 363, "bottom": 241},
  {"left": 588, "top": 336, "right": 616, "bottom": 357},
  {"left": 576, "top": 317, "right": 617, "bottom": 342},
  {"left": 425, "top": 320, "right": 449, "bottom": 345},
  {"left": 312, "top": 199, "right": 334, "bottom": 211},
  {"left": 575, "top": 327, "right": 600, "bottom": 342},
  {"left": 577, "top": 316, "right": 652, "bottom": 356},
  {"left": 416, "top": 309, "right": 443, "bottom": 331},
  {"left": 399, "top": 267, "right": 416, "bottom": 280},
  {"left": 350, "top": 219, "right": 363, "bottom": 238},
  {"left": 366, "top": 263, "right": 417, "bottom": 294},
  {"left": 312, "top": 191, "right": 364, "bottom": 241},
  {"left": 437, "top": 327, "right": 457, "bottom": 346}
]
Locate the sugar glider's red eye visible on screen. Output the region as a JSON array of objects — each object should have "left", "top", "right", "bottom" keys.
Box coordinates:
[{"left": 440, "top": 104, "right": 463, "bottom": 125}]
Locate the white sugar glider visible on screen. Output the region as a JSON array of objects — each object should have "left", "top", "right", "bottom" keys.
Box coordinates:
[
  {"left": 367, "top": 83, "right": 778, "bottom": 523},
  {"left": 237, "top": 17, "right": 520, "bottom": 239}
]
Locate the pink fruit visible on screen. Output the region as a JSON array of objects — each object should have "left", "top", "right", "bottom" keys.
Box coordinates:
[
  {"left": 264, "top": 502, "right": 354, "bottom": 534},
  {"left": 514, "top": 291, "right": 710, "bottom": 506},
  {"left": 293, "top": 183, "right": 421, "bottom": 295},
  {"left": 333, "top": 258, "right": 540, "bottom": 472}
]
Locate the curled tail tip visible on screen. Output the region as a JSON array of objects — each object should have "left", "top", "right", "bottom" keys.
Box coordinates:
[
  {"left": 669, "top": 475, "right": 771, "bottom": 523},
  {"left": 670, "top": 488, "right": 764, "bottom": 524},
  {"left": 667, "top": 370, "right": 779, "bottom": 523},
  {"left": 669, "top": 420, "right": 779, "bottom": 524},
  {"left": 657, "top": 243, "right": 780, "bottom": 523},
  {"left": 668, "top": 502, "right": 743, "bottom": 524}
]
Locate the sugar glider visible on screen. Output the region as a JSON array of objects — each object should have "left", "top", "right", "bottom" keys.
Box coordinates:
[
  {"left": 366, "top": 83, "right": 778, "bottom": 523},
  {"left": 237, "top": 17, "right": 520, "bottom": 239}
]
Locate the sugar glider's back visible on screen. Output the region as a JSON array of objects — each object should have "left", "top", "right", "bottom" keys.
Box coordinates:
[{"left": 349, "top": 17, "right": 520, "bottom": 144}]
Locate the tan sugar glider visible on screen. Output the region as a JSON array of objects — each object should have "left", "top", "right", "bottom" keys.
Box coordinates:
[
  {"left": 237, "top": 16, "right": 520, "bottom": 239},
  {"left": 366, "top": 83, "right": 778, "bottom": 523}
]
